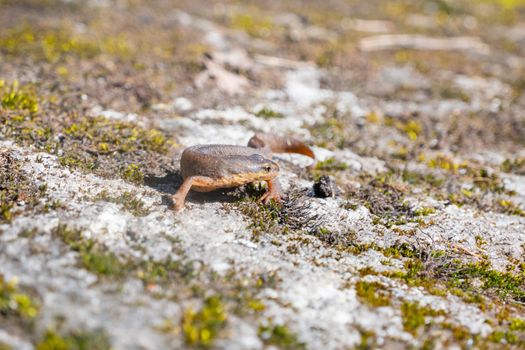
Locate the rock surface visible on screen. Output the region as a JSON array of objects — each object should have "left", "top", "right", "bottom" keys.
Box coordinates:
[{"left": 1, "top": 0, "right": 524, "bottom": 349}]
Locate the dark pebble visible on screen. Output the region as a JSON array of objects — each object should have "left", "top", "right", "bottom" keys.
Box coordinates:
[{"left": 313, "top": 175, "right": 339, "bottom": 198}]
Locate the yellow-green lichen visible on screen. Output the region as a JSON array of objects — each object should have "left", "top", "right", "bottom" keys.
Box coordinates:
[
  {"left": 36, "top": 330, "right": 111, "bottom": 350},
  {"left": 355, "top": 281, "right": 392, "bottom": 307},
  {"left": 401, "top": 301, "right": 446, "bottom": 335},
  {"left": 0, "top": 275, "right": 39, "bottom": 319},
  {"left": 501, "top": 157, "right": 525, "bottom": 174},
  {"left": 255, "top": 107, "right": 284, "bottom": 119},
  {"left": 53, "top": 224, "right": 195, "bottom": 288},
  {"left": 0, "top": 25, "right": 100, "bottom": 62},
  {"left": 0, "top": 150, "right": 48, "bottom": 222},
  {"left": 182, "top": 296, "right": 227, "bottom": 348},
  {"left": 384, "top": 116, "right": 422, "bottom": 141},
  {"left": 94, "top": 190, "right": 149, "bottom": 217},
  {"left": 0, "top": 23, "right": 132, "bottom": 63},
  {"left": 121, "top": 164, "right": 144, "bottom": 184},
  {"left": 230, "top": 13, "right": 274, "bottom": 38},
  {"left": 258, "top": 322, "right": 305, "bottom": 350},
  {"left": 1, "top": 80, "right": 175, "bottom": 183},
  {"left": 0, "top": 80, "right": 39, "bottom": 114}
]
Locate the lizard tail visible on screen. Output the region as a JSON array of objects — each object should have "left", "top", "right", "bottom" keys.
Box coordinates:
[{"left": 248, "top": 133, "right": 316, "bottom": 161}]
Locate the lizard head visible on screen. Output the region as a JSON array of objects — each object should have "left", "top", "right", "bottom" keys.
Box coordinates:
[{"left": 222, "top": 154, "right": 279, "bottom": 182}]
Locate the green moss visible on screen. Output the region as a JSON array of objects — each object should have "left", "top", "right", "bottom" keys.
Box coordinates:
[
  {"left": 237, "top": 199, "right": 287, "bottom": 240},
  {"left": 258, "top": 322, "right": 305, "bottom": 350},
  {"left": 255, "top": 107, "right": 284, "bottom": 119},
  {"left": 355, "top": 329, "right": 378, "bottom": 350},
  {"left": 412, "top": 207, "right": 436, "bottom": 216},
  {"left": 230, "top": 13, "right": 274, "bottom": 38},
  {"left": 501, "top": 157, "right": 525, "bottom": 174},
  {"left": 355, "top": 281, "right": 391, "bottom": 307},
  {"left": 509, "top": 318, "right": 525, "bottom": 331},
  {"left": 384, "top": 116, "right": 422, "bottom": 141},
  {"left": 1, "top": 80, "right": 175, "bottom": 182},
  {"left": 0, "top": 24, "right": 132, "bottom": 63},
  {"left": 53, "top": 224, "right": 194, "bottom": 286},
  {"left": 427, "top": 154, "right": 468, "bottom": 174},
  {"left": 0, "top": 275, "right": 39, "bottom": 319},
  {"left": 94, "top": 190, "right": 149, "bottom": 217},
  {"left": 58, "top": 155, "right": 95, "bottom": 171},
  {"left": 217, "top": 270, "right": 278, "bottom": 317},
  {"left": 182, "top": 296, "right": 227, "bottom": 348},
  {"left": 401, "top": 301, "right": 445, "bottom": 335},
  {"left": 497, "top": 199, "right": 525, "bottom": 217},
  {"left": 446, "top": 260, "right": 525, "bottom": 303},
  {"left": 62, "top": 116, "right": 170, "bottom": 154},
  {"left": 437, "top": 86, "right": 471, "bottom": 103},
  {"left": 375, "top": 244, "right": 525, "bottom": 308},
  {"left": 36, "top": 330, "right": 111, "bottom": 350},
  {"left": 121, "top": 164, "right": 144, "bottom": 184},
  {"left": 310, "top": 116, "right": 348, "bottom": 149},
  {"left": 0, "top": 150, "right": 47, "bottom": 223},
  {"left": 400, "top": 169, "right": 444, "bottom": 188},
  {"left": 314, "top": 157, "right": 348, "bottom": 171},
  {"left": 53, "top": 224, "right": 128, "bottom": 277},
  {"left": 0, "top": 25, "right": 100, "bottom": 62},
  {"left": 346, "top": 175, "right": 431, "bottom": 228},
  {"left": 0, "top": 80, "right": 39, "bottom": 113}
]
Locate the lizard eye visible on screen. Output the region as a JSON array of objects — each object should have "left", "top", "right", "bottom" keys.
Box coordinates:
[{"left": 264, "top": 166, "right": 272, "bottom": 172}]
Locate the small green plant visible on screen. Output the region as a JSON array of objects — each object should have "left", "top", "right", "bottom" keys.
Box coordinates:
[
  {"left": 182, "top": 296, "right": 227, "bottom": 348},
  {"left": 53, "top": 224, "right": 127, "bottom": 277},
  {"left": 412, "top": 207, "right": 436, "bottom": 216},
  {"left": 501, "top": 158, "right": 525, "bottom": 174},
  {"left": 255, "top": 107, "right": 284, "bottom": 119},
  {"left": 401, "top": 301, "right": 445, "bottom": 335},
  {"left": 509, "top": 317, "right": 525, "bottom": 332},
  {"left": 230, "top": 13, "right": 274, "bottom": 38},
  {"left": 95, "top": 190, "right": 149, "bottom": 216},
  {"left": 121, "top": 164, "right": 144, "bottom": 184},
  {"left": 0, "top": 275, "right": 39, "bottom": 319},
  {"left": 311, "top": 157, "right": 348, "bottom": 179},
  {"left": 0, "top": 80, "right": 38, "bottom": 114},
  {"left": 36, "top": 330, "right": 111, "bottom": 350},
  {"left": 355, "top": 281, "right": 391, "bottom": 307},
  {"left": 0, "top": 25, "right": 100, "bottom": 62},
  {"left": 0, "top": 150, "right": 47, "bottom": 222},
  {"left": 315, "top": 157, "right": 348, "bottom": 171},
  {"left": 384, "top": 116, "right": 422, "bottom": 141},
  {"left": 258, "top": 322, "right": 305, "bottom": 349}
]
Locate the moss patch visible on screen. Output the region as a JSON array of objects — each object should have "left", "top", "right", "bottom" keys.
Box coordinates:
[
  {"left": 1, "top": 80, "right": 176, "bottom": 183},
  {"left": 94, "top": 190, "right": 150, "bottom": 217},
  {"left": 355, "top": 281, "right": 392, "bottom": 307},
  {"left": 182, "top": 296, "right": 227, "bottom": 348},
  {"left": 0, "top": 274, "right": 39, "bottom": 320},
  {"left": 255, "top": 107, "right": 284, "bottom": 119},
  {"left": 258, "top": 322, "right": 306, "bottom": 350},
  {"left": 346, "top": 175, "right": 435, "bottom": 228},
  {"left": 36, "top": 330, "right": 111, "bottom": 350},
  {"left": 0, "top": 149, "right": 47, "bottom": 223},
  {"left": 401, "top": 301, "right": 446, "bottom": 335},
  {"left": 0, "top": 24, "right": 130, "bottom": 63}
]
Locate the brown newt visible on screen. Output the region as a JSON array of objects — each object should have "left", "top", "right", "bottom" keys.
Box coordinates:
[{"left": 171, "top": 133, "right": 315, "bottom": 210}]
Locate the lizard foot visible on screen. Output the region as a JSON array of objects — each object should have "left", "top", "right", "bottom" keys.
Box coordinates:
[
  {"left": 259, "top": 188, "right": 283, "bottom": 205},
  {"left": 171, "top": 194, "right": 186, "bottom": 211}
]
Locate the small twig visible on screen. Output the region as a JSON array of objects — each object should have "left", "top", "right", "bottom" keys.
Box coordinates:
[{"left": 359, "top": 34, "right": 490, "bottom": 55}]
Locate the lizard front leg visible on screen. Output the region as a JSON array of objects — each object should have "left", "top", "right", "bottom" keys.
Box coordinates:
[
  {"left": 259, "top": 178, "right": 283, "bottom": 205},
  {"left": 172, "top": 176, "right": 214, "bottom": 211}
]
